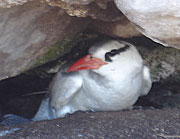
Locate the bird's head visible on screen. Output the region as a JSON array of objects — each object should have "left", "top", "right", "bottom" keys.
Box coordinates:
[{"left": 67, "top": 40, "right": 142, "bottom": 74}]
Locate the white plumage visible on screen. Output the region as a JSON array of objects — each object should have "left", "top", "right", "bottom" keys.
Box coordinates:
[{"left": 32, "top": 40, "right": 152, "bottom": 121}]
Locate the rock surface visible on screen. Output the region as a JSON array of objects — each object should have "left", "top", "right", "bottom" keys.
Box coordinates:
[
  {"left": 126, "top": 37, "right": 180, "bottom": 82},
  {"left": 88, "top": 16, "right": 141, "bottom": 38},
  {"left": 45, "top": 0, "right": 142, "bottom": 38},
  {"left": 46, "top": 0, "right": 180, "bottom": 50},
  {"left": 0, "top": 1, "right": 90, "bottom": 80},
  {"left": 46, "top": 0, "right": 120, "bottom": 21},
  {"left": 0, "top": 0, "right": 141, "bottom": 81},
  {"left": 0, "top": 109, "right": 180, "bottom": 138},
  {"left": 114, "top": 0, "right": 180, "bottom": 50},
  {"left": 1, "top": 0, "right": 180, "bottom": 50},
  {"left": 0, "top": 0, "right": 179, "bottom": 81},
  {"left": 0, "top": 0, "right": 29, "bottom": 8},
  {"left": 0, "top": 0, "right": 109, "bottom": 8}
]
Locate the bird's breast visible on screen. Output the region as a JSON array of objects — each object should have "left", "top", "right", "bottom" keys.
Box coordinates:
[{"left": 72, "top": 71, "right": 142, "bottom": 111}]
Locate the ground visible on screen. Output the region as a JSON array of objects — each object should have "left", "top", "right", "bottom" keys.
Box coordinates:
[{"left": 0, "top": 109, "right": 180, "bottom": 138}]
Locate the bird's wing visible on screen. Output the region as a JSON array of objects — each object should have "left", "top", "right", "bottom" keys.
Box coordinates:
[
  {"left": 49, "top": 71, "right": 83, "bottom": 106},
  {"left": 32, "top": 96, "right": 51, "bottom": 121},
  {"left": 141, "top": 66, "right": 152, "bottom": 96}
]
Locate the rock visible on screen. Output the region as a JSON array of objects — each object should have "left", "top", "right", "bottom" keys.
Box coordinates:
[
  {"left": 1, "top": 0, "right": 180, "bottom": 50},
  {"left": 0, "top": 1, "right": 90, "bottom": 81},
  {"left": 50, "top": 0, "right": 142, "bottom": 38},
  {"left": 0, "top": 109, "right": 180, "bottom": 138},
  {"left": 57, "top": 0, "right": 94, "bottom": 5},
  {"left": 0, "top": 0, "right": 121, "bottom": 21},
  {"left": 0, "top": 0, "right": 94, "bottom": 8},
  {"left": 136, "top": 80, "right": 180, "bottom": 109},
  {"left": 114, "top": 0, "right": 180, "bottom": 50},
  {"left": 0, "top": 0, "right": 30, "bottom": 8},
  {"left": 89, "top": 16, "right": 141, "bottom": 38},
  {"left": 123, "top": 37, "right": 180, "bottom": 82},
  {"left": 0, "top": 0, "right": 179, "bottom": 82},
  {"left": 46, "top": 0, "right": 122, "bottom": 21}
]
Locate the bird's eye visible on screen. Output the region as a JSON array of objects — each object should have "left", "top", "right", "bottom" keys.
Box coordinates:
[
  {"left": 104, "top": 44, "right": 130, "bottom": 62},
  {"left": 105, "top": 52, "right": 112, "bottom": 62},
  {"left": 105, "top": 49, "right": 118, "bottom": 62},
  {"left": 89, "top": 54, "right": 93, "bottom": 59}
]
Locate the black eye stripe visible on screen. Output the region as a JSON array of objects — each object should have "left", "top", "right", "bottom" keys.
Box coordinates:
[
  {"left": 110, "top": 49, "right": 118, "bottom": 56},
  {"left": 117, "top": 45, "right": 130, "bottom": 53},
  {"left": 105, "top": 44, "right": 130, "bottom": 62},
  {"left": 105, "top": 53, "right": 112, "bottom": 62}
]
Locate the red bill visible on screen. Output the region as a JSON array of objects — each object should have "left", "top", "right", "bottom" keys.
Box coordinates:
[{"left": 67, "top": 54, "right": 107, "bottom": 72}]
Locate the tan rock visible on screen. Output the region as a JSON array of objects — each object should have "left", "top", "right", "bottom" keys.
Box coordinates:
[
  {"left": 46, "top": 0, "right": 121, "bottom": 21},
  {"left": 89, "top": 16, "right": 141, "bottom": 38},
  {"left": 0, "top": 1, "right": 90, "bottom": 80}
]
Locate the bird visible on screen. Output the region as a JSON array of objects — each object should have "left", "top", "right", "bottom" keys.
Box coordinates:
[{"left": 32, "top": 40, "right": 152, "bottom": 121}]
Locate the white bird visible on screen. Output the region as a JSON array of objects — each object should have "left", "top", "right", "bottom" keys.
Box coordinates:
[{"left": 32, "top": 40, "right": 152, "bottom": 121}]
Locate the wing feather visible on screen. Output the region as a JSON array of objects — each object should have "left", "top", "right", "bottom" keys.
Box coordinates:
[{"left": 49, "top": 71, "right": 83, "bottom": 107}]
